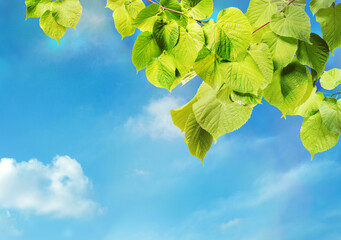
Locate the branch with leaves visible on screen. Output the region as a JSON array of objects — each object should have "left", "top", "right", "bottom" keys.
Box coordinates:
[{"left": 25, "top": 0, "right": 341, "bottom": 162}]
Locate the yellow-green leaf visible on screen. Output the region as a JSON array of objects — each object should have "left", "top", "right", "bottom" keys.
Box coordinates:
[
  {"left": 301, "top": 112, "right": 340, "bottom": 159},
  {"left": 39, "top": 10, "right": 66, "bottom": 43}
]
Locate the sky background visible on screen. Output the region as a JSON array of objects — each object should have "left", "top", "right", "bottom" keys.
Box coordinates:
[{"left": 0, "top": 0, "right": 341, "bottom": 239}]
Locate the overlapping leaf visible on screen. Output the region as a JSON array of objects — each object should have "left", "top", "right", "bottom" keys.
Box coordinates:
[
  {"left": 270, "top": 5, "right": 311, "bottom": 43},
  {"left": 316, "top": 3, "right": 341, "bottom": 54},
  {"left": 264, "top": 61, "right": 313, "bottom": 115},
  {"left": 261, "top": 31, "right": 298, "bottom": 70},
  {"left": 296, "top": 33, "right": 329, "bottom": 77},
  {"left": 301, "top": 112, "right": 340, "bottom": 159},
  {"left": 320, "top": 68, "right": 341, "bottom": 90},
  {"left": 26, "top": 0, "right": 82, "bottom": 42},
  {"left": 319, "top": 97, "right": 341, "bottom": 134}
]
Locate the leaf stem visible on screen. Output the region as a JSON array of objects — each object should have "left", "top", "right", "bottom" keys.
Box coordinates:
[
  {"left": 252, "top": 0, "right": 296, "bottom": 34},
  {"left": 147, "top": 0, "right": 203, "bottom": 23}
]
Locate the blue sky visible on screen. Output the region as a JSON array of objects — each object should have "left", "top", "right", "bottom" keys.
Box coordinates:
[{"left": 0, "top": 0, "right": 341, "bottom": 239}]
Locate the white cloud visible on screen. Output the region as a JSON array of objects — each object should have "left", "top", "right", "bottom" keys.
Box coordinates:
[
  {"left": 220, "top": 218, "right": 242, "bottom": 230},
  {"left": 0, "top": 156, "right": 100, "bottom": 218},
  {"left": 125, "top": 96, "right": 184, "bottom": 140}
]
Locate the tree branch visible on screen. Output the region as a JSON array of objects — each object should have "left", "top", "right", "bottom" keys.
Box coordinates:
[{"left": 252, "top": 0, "right": 296, "bottom": 34}]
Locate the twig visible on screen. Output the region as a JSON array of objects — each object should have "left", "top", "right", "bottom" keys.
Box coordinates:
[{"left": 252, "top": 0, "right": 296, "bottom": 34}]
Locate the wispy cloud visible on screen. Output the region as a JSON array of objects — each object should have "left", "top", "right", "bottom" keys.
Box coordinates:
[
  {"left": 220, "top": 218, "right": 242, "bottom": 230},
  {"left": 125, "top": 96, "right": 184, "bottom": 140},
  {"left": 0, "top": 156, "right": 100, "bottom": 218}
]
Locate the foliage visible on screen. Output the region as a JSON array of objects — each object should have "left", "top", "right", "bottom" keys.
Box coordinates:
[{"left": 25, "top": 0, "right": 341, "bottom": 162}]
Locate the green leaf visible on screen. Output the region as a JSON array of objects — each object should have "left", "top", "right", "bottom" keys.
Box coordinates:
[
  {"left": 132, "top": 32, "right": 162, "bottom": 72},
  {"left": 193, "top": 47, "right": 225, "bottom": 88},
  {"left": 161, "top": 0, "right": 183, "bottom": 21},
  {"left": 153, "top": 19, "right": 179, "bottom": 51},
  {"left": 25, "top": 0, "right": 53, "bottom": 18},
  {"left": 125, "top": 0, "right": 145, "bottom": 19},
  {"left": 261, "top": 31, "right": 298, "bottom": 70},
  {"left": 146, "top": 53, "right": 180, "bottom": 91},
  {"left": 288, "top": 87, "right": 324, "bottom": 117},
  {"left": 224, "top": 53, "right": 265, "bottom": 94},
  {"left": 264, "top": 61, "right": 313, "bottom": 115},
  {"left": 251, "top": 25, "right": 271, "bottom": 44},
  {"left": 316, "top": 3, "right": 341, "bottom": 54},
  {"left": 113, "top": 6, "right": 136, "bottom": 38},
  {"left": 134, "top": 4, "right": 160, "bottom": 32},
  {"left": 171, "top": 23, "right": 204, "bottom": 75},
  {"left": 320, "top": 68, "right": 341, "bottom": 90},
  {"left": 270, "top": 5, "right": 311, "bottom": 43},
  {"left": 39, "top": 10, "right": 66, "bottom": 43},
  {"left": 106, "top": 0, "right": 126, "bottom": 11},
  {"left": 296, "top": 33, "right": 330, "bottom": 76},
  {"left": 182, "top": 0, "right": 214, "bottom": 20},
  {"left": 246, "top": 0, "right": 277, "bottom": 28},
  {"left": 171, "top": 82, "right": 212, "bottom": 131},
  {"left": 301, "top": 112, "right": 340, "bottom": 159},
  {"left": 271, "top": 0, "right": 306, "bottom": 10},
  {"left": 193, "top": 83, "right": 253, "bottom": 141},
  {"left": 310, "top": 0, "right": 334, "bottom": 15},
  {"left": 214, "top": 8, "right": 252, "bottom": 60},
  {"left": 319, "top": 97, "right": 341, "bottom": 134},
  {"left": 185, "top": 113, "right": 213, "bottom": 162},
  {"left": 171, "top": 97, "right": 197, "bottom": 133},
  {"left": 51, "top": 0, "right": 82, "bottom": 28},
  {"left": 248, "top": 43, "right": 274, "bottom": 89}
]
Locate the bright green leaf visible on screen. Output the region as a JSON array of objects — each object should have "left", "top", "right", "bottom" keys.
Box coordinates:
[
  {"left": 39, "top": 10, "right": 66, "bottom": 43},
  {"left": 310, "top": 0, "right": 334, "bottom": 15},
  {"left": 246, "top": 0, "right": 277, "bottom": 28},
  {"left": 271, "top": 0, "right": 306, "bottom": 10},
  {"left": 146, "top": 53, "right": 179, "bottom": 90},
  {"left": 185, "top": 113, "right": 213, "bottom": 162},
  {"left": 132, "top": 32, "right": 162, "bottom": 72},
  {"left": 193, "top": 47, "right": 225, "bottom": 88},
  {"left": 106, "top": 0, "right": 126, "bottom": 11},
  {"left": 288, "top": 87, "right": 324, "bottom": 117},
  {"left": 52, "top": 0, "right": 82, "bottom": 28},
  {"left": 193, "top": 84, "right": 253, "bottom": 141},
  {"left": 134, "top": 4, "right": 160, "bottom": 32},
  {"left": 171, "top": 24, "right": 204, "bottom": 75},
  {"left": 320, "top": 68, "right": 341, "bottom": 90},
  {"left": 270, "top": 5, "right": 311, "bottom": 43},
  {"left": 248, "top": 43, "right": 274, "bottom": 89},
  {"left": 153, "top": 19, "right": 179, "bottom": 51},
  {"left": 25, "top": 0, "right": 53, "bottom": 18},
  {"left": 182, "top": 0, "right": 214, "bottom": 20},
  {"left": 301, "top": 112, "right": 340, "bottom": 159},
  {"left": 215, "top": 8, "right": 252, "bottom": 60},
  {"left": 224, "top": 53, "right": 265, "bottom": 94},
  {"left": 261, "top": 31, "right": 298, "bottom": 70},
  {"left": 296, "top": 33, "right": 330, "bottom": 76},
  {"left": 113, "top": 6, "right": 136, "bottom": 38},
  {"left": 264, "top": 61, "right": 313, "bottom": 115},
  {"left": 171, "top": 97, "right": 197, "bottom": 133},
  {"left": 316, "top": 3, "right": 341, "bottom": 54},
  {"left": 319, "top": 97, "right": 341, "bottom": 134}
]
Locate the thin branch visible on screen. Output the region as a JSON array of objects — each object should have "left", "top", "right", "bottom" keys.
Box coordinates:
[
  {"left": 252, "top": 0, "right": 296, "bottom": 34},
  {"left": 147, "top": 0, "right": 203, "bottom": 23}
]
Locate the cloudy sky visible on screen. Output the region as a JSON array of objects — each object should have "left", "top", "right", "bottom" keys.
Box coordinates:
[{"left": 0, "top": 0, "right": 341, "bottom": 239}]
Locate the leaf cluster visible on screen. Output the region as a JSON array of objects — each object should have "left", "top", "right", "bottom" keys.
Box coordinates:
[{"left": 26, "top": 0, "right": 341, "bottom": 162}]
